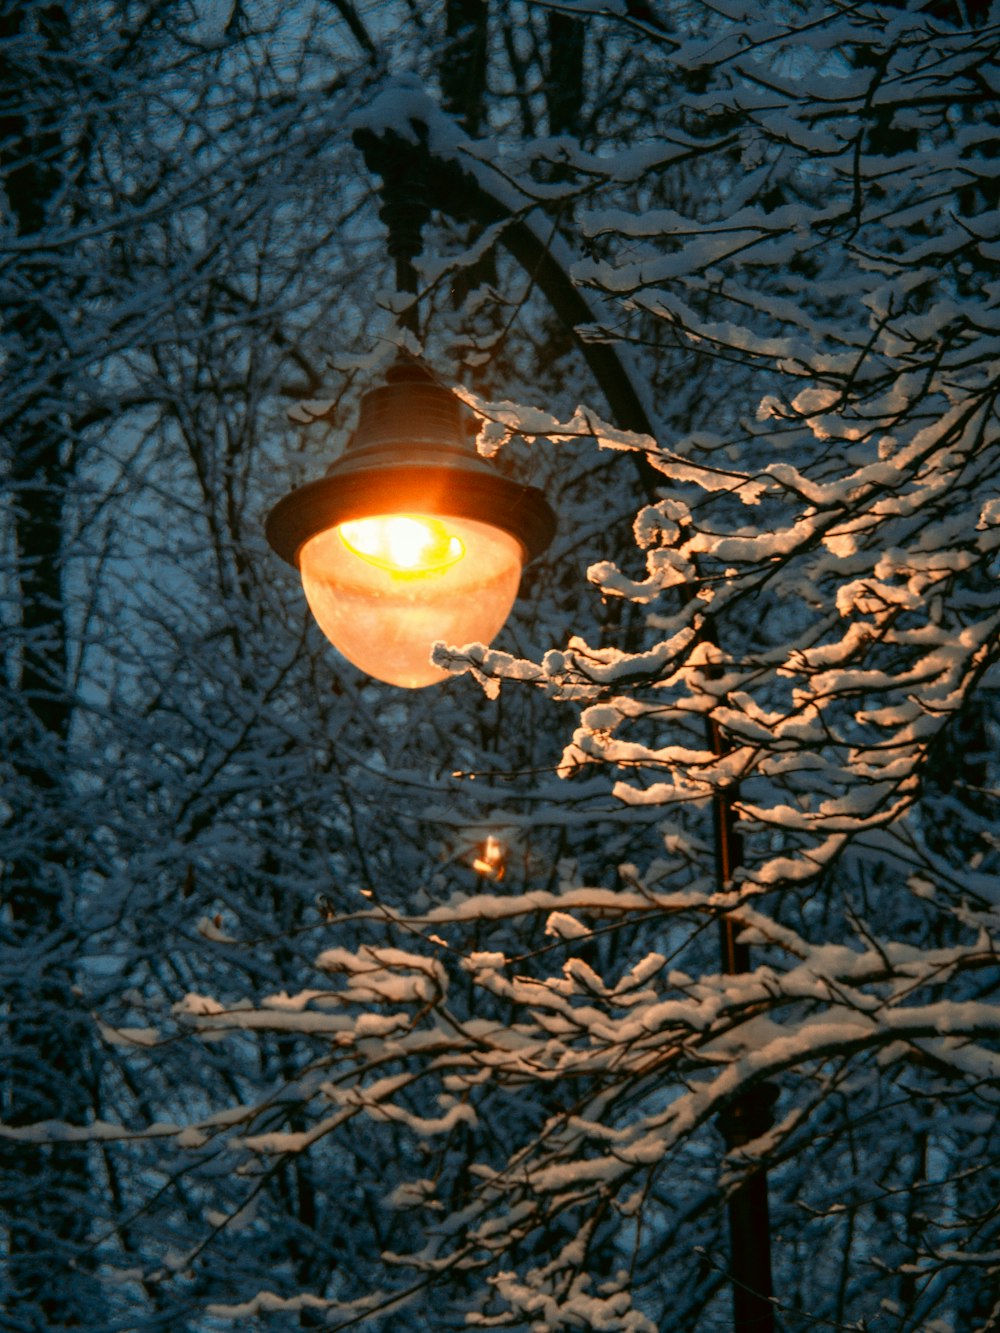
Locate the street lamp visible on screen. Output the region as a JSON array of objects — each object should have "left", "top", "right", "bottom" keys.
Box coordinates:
[
  {"left": 280, "top": 121, "right": 776, "bottom": 1329},
  {"left": 265, "top": 360, "right": 555, "bottom": 688}
]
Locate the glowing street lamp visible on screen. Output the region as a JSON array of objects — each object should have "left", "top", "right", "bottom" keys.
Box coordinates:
[{"left": 266, "top": 361, "right": 555, "bottom": 688}]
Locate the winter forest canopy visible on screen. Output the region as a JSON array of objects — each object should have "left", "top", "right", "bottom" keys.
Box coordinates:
[{"left": 1, "top": 1, "right": 998, "bottom": 1330}]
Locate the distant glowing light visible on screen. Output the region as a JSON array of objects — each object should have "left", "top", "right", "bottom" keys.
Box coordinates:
[
  {"left": 473, "top": 835, "right": 506, "bottom": 881},
  {"left": 339, "top": 515, "right": 465, "bottom": 575}
]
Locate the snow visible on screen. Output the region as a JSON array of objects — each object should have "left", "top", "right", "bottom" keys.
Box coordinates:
[
  {"left": 545, "top": 911, "right": 592, "bottom": 941},
  {"left": 10, "top": 9, "right": 999, "bottom": 1330},
  {"left": 208, "top": 1291, "right": 343, "bottom": 1318},
  {"left": 98, "top": 1023, "right": 161, "bottom": 1047}
]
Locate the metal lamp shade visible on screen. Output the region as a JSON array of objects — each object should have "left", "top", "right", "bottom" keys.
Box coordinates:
[{"left": 265, "top": 363, "right": 555, "bottom": 688}]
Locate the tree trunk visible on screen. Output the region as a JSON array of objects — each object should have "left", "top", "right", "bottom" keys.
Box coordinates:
[{"left": 0, "top": 6, "right": 97, "bottom": 1322}]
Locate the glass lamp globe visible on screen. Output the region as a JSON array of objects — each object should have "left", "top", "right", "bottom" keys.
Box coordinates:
[
  {"left": 266, "top": 361, "right": 555, "bottom": 688},
  {"left": 299, "top": 512, "right": 524, "bottom": 688}
]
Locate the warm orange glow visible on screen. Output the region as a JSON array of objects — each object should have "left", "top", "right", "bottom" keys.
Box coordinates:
[
  {"left": 339, "top": 514, "right": 464, "bottom": 575},
  {"left": 472, "top": 835, "right": 506, "bottom": 881},
  {"left": 300, "top": 514, "right": 523, "bottom": 688}
]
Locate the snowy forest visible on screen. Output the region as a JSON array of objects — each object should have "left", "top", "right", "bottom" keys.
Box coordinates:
[{"left": 2, "top": 1, "right": 998, "bottom": 1330}]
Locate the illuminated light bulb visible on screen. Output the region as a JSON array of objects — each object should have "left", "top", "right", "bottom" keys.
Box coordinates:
[
  {"left": 300, "top": 513, "right": 523, "bottom": 689},
  {"left": 472, "top": 835, "right": 506, "bottom": 881},
  {"left": 339, "top": 514, "right": 465, "bottom": 575}
]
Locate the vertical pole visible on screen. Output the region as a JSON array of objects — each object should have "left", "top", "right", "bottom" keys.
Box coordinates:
[
  {"left": 709, "top": 714, "right": 777, "bottom": 1333},
  {"left": 359, "top": 132, "right": 432, "bottom": 337}
]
